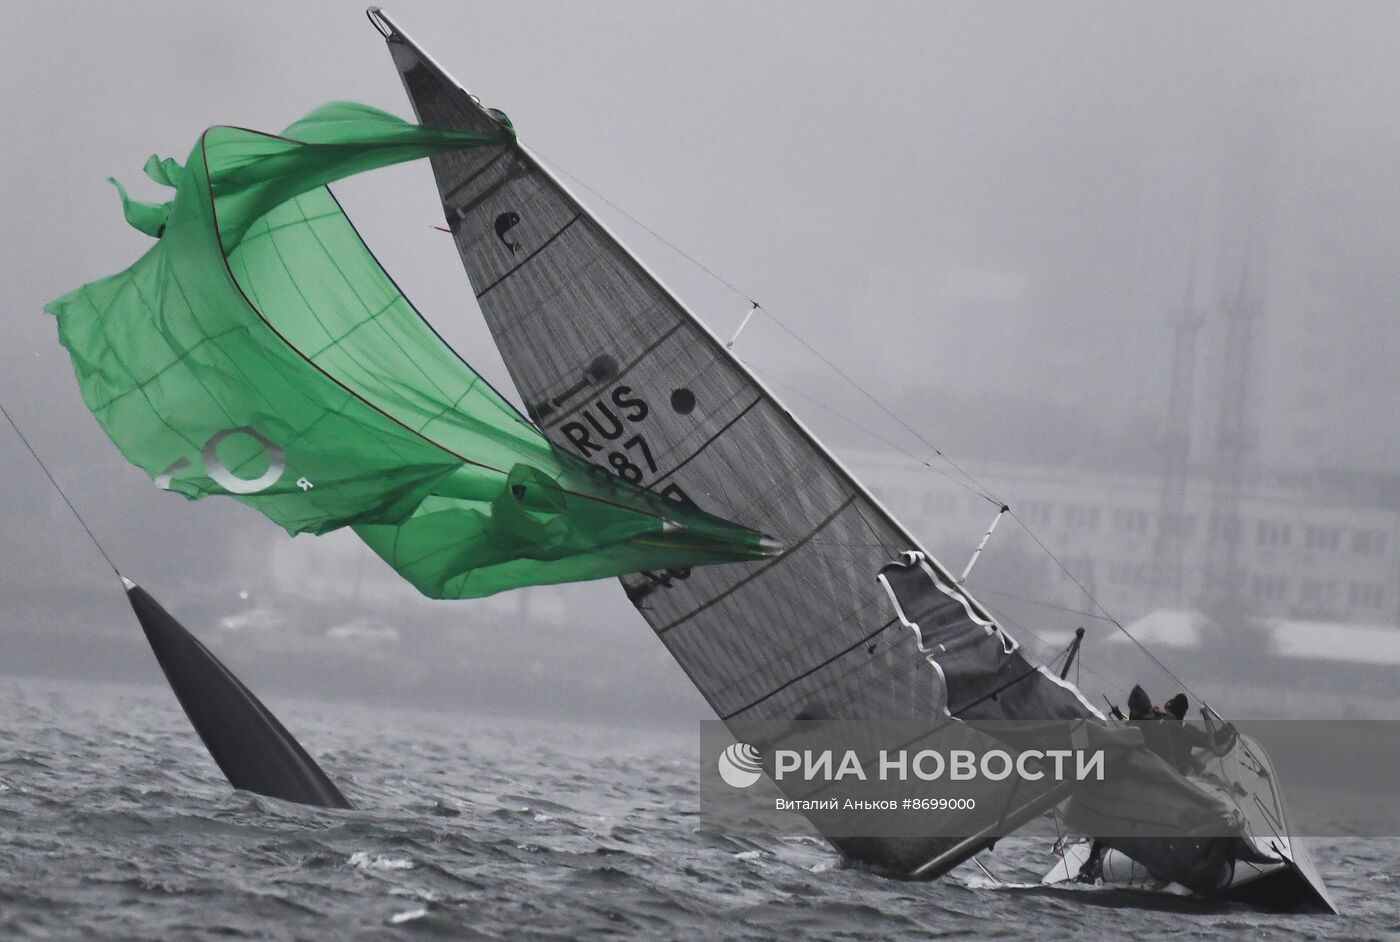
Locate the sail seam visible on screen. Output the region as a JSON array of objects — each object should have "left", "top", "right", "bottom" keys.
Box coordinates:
[
  {"left": 441, "top": 146, "right": 514, "bottom": 204},
  {"left": 655, "top": 397, "right": 763, "bottom": 482},
  {"left": 324, "top": 188, "right": 535, "bottom": 427},
  {"left": 448, "top": 158, "right": 535, "bottom": 222},
  {"left": 475, "top": 213, "right": 582, "bottom": 299},
  {"left": 719, "top": 617, "right": 897, "bottom": 720},
  {"left": 947, "top": 661, "right": 1043, "bottom": 717},
  {"left": 657, "top": 494, "right": 858, "bottom": 635}
]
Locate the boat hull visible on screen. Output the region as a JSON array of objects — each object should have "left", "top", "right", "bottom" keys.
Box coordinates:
[
  {"left": 1041, "top": 837, "right": 1335, "bottom": 913},
  {"left": 1042, "top": 730, "right": 1335, "bottom": 913}
]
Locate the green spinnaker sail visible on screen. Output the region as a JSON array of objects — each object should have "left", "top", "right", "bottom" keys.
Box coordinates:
[{"left": 45, "top": 102, "right": 778, "bottom": 598}]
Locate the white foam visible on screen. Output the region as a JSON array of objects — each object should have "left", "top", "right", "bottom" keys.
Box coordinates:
[
  {"left": 349, "top": 851, "right": 415, "bottom": 871},
  {"left": 389, "top": 887, "right": 441, "bottom": 902}
]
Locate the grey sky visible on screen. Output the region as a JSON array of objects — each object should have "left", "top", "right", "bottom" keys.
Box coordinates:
[{"left": 3, "top": 2, "right": 1397, "bottom": 717}]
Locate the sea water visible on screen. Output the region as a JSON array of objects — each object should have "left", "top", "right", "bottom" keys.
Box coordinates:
[{"left": 0, "top": 678, "right": 1393, "bottom": 940}]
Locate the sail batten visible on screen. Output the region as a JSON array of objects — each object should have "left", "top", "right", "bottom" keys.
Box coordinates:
[
  {"left": 720, "top": 617, "right": 903, "bottom": 720},
  {"left": 657, "top": 494, "right": 860, "bottom": 635}
]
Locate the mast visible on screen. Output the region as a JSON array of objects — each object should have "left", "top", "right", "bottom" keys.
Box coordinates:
[
  {"left": 1202, "top": 270, "right": 1260, "bottom": 619},
  {"left": 1058, "top": 627, "right": 1086, "bottom": 681},
  {"left": 1153, "top": 304, "right": 1202, "bottom": 607}
]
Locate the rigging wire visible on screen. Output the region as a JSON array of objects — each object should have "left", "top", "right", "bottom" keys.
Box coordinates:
[
  {"left": 971, "top": 585, "right": 1119, "bottom": 624},
  {"left": 743, "top": 360, "right": 1002, "bottom": 504},
  {"left": 0, "top": 397, "right": 121, "bottom": 579},
  {"left": 1007, "top": 509, "right": 1198, "bottom": 698},
  {"left": 750, "top": 357, "right": 1138, "bottom": 697},
  {"left": 749, "top": 312, "right": 1000, "bottom": 507},
  {"left": 530, "top": 150, "right": 759, "bottom": 308},
  {"left": 530, "top": 149, "right": 1201, "bottom": 699},
  {"left": 533, "top": 147, "right": 998, "bottom": 504},
  {"left": 987, "top": 603, "right": 1126, "bottom": 698}
]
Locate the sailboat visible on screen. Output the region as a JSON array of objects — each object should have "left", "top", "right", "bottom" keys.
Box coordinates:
[
  {"left": 34, "top": 1, "right": 1334, "bottom": 912},
  {"left": 365, "top": 7, "right": 1335, "bottom": 912}
]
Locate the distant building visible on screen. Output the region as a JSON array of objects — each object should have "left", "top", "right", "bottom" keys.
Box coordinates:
[{"left": 854, "top": 453, "right": 1399, "bottom": 628}]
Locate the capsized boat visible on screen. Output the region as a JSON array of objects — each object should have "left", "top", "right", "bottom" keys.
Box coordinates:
[{"left": 367, "top": 7, "right": 1334, "bottom": 912}]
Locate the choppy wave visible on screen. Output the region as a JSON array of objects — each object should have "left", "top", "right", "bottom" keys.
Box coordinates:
[{"left": 0, "top": 678, "right": 1390, "bottom": 940}]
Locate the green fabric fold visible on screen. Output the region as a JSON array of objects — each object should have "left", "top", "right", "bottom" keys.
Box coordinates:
[
  {"left": 47, "top": 102, "right": 777, "bottom": 599},
  {"left": 107, "top": 177, "right": 171, "bottom": 237}
]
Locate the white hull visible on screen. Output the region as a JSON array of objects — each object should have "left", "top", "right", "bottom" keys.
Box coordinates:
[{"left": 1040, "top": 835, "right": 1334, "bottom": 913}]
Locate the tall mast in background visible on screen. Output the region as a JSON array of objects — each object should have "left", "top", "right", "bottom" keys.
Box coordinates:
[{"left": 1153, "top": 282, "right": 1203, "bottom": 607}]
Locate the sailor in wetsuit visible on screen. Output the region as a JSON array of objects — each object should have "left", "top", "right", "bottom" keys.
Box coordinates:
[
  {"left": 1159, "top": 692, "right": 1230, "bottom": 773},
  {"left": 1129, "top": 686, "right": 1225, "bottom": 771},
  {"left": 1126, "top": 684, "right": 1175, "bottom": 762},
  {"left": 1127, "top": 684, "right": 1157, "bottom": 721},
  {"left": 1077, "top": 684, "right": 1173, "bottom": 883},
  {"left": 1077, "top": 685, "right": 1161, "bottom": 883},
  {"left": 1075, "top": 687, "right": 1239, "bottom": 883}
]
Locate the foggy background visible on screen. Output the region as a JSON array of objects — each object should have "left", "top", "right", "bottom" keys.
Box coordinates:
[{"left": 3, "top": 2, "right": 1397, "bottom": 724}]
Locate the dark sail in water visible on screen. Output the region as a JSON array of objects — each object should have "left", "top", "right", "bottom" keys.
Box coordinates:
[
  {"left": 370, "top": 8, "right": 1097, "bottom": 877},
  {"left": 125, "top": 579, "right": 352, "bottom": 810}
]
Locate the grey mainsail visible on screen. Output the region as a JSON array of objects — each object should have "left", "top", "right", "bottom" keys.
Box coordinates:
[{"left": 369, "top": 8, "right": 1101, "bottom": 877}]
